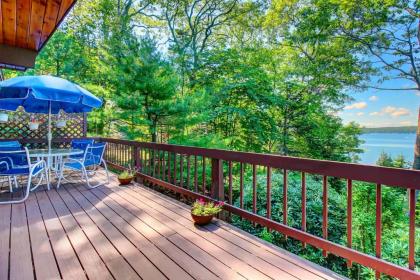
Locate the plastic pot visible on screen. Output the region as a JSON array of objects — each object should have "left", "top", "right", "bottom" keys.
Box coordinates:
[{"left": 191, "top": 213, "right": 214, "bottom": 226}]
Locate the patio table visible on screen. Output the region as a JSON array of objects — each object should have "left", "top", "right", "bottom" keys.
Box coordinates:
[{"left": 29, "top": 148, "right": 84, "bottom": 189}]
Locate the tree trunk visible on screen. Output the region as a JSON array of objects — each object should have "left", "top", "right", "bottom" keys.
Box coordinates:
[{"left": 414, "top": 107, "right": 420, "bottom": 170}]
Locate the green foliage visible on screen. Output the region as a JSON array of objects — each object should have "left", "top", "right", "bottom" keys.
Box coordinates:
[
  {"left": 377, "top": 152, "right": 411, "bottom": 168},
  {"left": 231, "top": 171, "right": 348, "bottom": 275},
  {"left": 118, "top": 170, "right": 134, "bottom": 179},
  {"left": 191, "top": 199, "right": 224, "bottom": 216},
  {"left": 10, "top": 0, "right": 418, "bottom": 278}
]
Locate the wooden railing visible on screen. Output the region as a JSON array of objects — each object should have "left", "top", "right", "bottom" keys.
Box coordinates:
[
  {"left": 2, "top": 136, "right": 418, "bottom": 277},
  {"left": 101, "top": 138, "right": 420, "bottom": 278}
]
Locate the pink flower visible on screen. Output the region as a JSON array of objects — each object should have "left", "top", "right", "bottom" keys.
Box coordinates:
[
  {"left": 198, "top": 198, "right": 206, "bottom": 205},
  {"left": 217, "top": 201, "right": 224, "bottom": 207}
]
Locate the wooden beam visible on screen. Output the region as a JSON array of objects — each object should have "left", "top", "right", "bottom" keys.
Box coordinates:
[
  {"left": 28, "top": 0, "right": 47, "bottom": 50},
  {"left": 16, "top": 0, "right": 31, "bottom": 48},
  {"left": 57, "top": 0, "right": 74, "bottom": 24},
  {"left": 0, "top": 44, "right": 37, "bottom": 69},
  {"left": 0, "top": 0, "right": 3, "bottom": 44},
  {"left": 2, "top": 0, "right": 17, "bottom": 45},
  {"left": 40, "top": 0, "right": 62, "bottom": 49}
]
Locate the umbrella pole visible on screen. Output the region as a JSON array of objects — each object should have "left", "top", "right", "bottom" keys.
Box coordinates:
[
  {"left": 48, "top": 101, "right": 52, "bottom": 153},
  {"left": 47, "top": 101, "right": 52, "bottom": 186}
]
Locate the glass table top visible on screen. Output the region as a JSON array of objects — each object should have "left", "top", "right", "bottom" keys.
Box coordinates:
[{"left": 28, "top": 148, "right": 84, "bottom": 157}]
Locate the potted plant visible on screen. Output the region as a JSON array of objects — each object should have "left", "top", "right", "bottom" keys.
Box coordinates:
[
  {"left": 118, "top": 168, "right": 136, "bottom": 185},
  {"left": 28, "top": 116, "right": 42, "bottom": 130},
  {"left": 56, "top": 119, "right": 67, "bottom": 128},
  {"left": 55, "top": 112, "right": 67, "bottom": 128},
  {"left": 0, "top": 112, "right": 8, "bottom": 123},
  {"left": 191, "top": 198, "right": 224, "bottom": 225}
]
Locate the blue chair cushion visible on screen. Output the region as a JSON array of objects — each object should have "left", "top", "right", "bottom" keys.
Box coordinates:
[
  {"left": 64, "top": 161, "right": 84, "bottom": 170},
  {"left": 0, "top": 166, "right": 42, "bottom": 176},
  {"left": 0, "top": 148, "right": 28, "bottom": 167},
  {"left": 0, "top": 141, "right": 21, "bottom": 148}
]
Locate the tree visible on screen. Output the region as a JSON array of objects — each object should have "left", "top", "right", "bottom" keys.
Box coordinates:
[
  {"left": 336, "top": 0, "right": 420, "bottom": 91},
  {"left": 159, "top": 0, "right": 238, "bottom": 85},
  {"left": 112, "top": 36, "right": 180, "bottom": 142}
]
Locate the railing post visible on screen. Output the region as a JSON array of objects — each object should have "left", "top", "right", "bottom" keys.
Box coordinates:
[
  {"left": 134, "top": 145, "right": 142, "bottom": 183},
  {"left": 211, "top": 158, "right": 224, "bottom": 200},
  {"left": 211, "top": 158, "right": 224, "bottom": 219}
]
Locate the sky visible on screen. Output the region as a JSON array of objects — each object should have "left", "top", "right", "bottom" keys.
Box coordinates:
[{"left": 338, "top": 79, "right": 420, "bottom": 128}]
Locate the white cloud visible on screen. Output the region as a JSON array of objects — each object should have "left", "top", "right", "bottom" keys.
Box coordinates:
[
  {"left": 369, "top": 106, "right": 411, "bottom": 117},
  {"left": 400, "top": 121, "right": 415, "bottom": 126},
  {"left": 369, "top": 96, "right": 378, "bottom": 101},
  {"left": 356, "top": 112, "right": 364, "bottom": 116},
  {"left": 344, "top": 102, "right": 367, "bottom": 110}
]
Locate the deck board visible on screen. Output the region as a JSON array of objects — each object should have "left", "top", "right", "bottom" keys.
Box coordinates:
[{"left": 0, "top": 172, "right": 346, "bottom": 280}]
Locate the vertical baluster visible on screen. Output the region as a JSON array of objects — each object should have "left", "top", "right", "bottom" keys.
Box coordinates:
[
  {"left": 187, "top": 155, "right": 191, "bottom": 189},
  {"left": 347, "top": 179, "right": 353, "bottom": 268},
  {"left": 375, "top": 184, "right": 382, "bottom": 279},
  {"left": 157, "top": 150, "right": 161, "bottom": 179},
  {"left": 228, "top": 161, "right": 233, "bottom": 205},
  {"left": 202, "top": 157, "right": 206, "bottom": 194},
  {"left": 167, "top": 152, "right": 171, "bottom": 183},
  {"left": 283, "top": 169, "right": 288, "bottom": 227},
  {"left": 409, "top": 188, "right": 416, "bottom": 270},
  {"left": 252, "top": 165, "right": 257, "bottom": 214},
  {"left": 121, "top": 144, "right": 124, "bottom": 166},
  {"left": 173, "top": 153, "right": 177, "bottom": 185},
  {"left": 125, "top": 145, "right": 127, "bottom": 167},
  {"left": 267, "top": 167, "right": 272, "bottom": 220},
  {"left": 240, "top": 163, "right": 244, "bottom": 209},
  {"left": 117, "top": 144, "right": 120, "bottom": 166},
  {"left": 144, "top": 149, "right": 148, "bottom": 174},
  {"left": 150, "top": 149, "right": 153, "bottom": 175},
  {"left": 301, "top": 172, "right": 306, "bottom": 247},
  {"left": 194, "top": 155, "right": 198, "bottom": 192},
  {"left": 144, "top": 149, "right": 150, "bottom": 175},
  {"left": 141, "top": 148, "right": 145, "bottom": 173},
  {"left": 152, "top": 149, "right": 156, "bottom": 177},
  {"left": 162, "top": 151, "right": 166, "bottom": 181},
  {"left": 322, "top": 175, "right": 328, "bottom": 257},
  {"left": 180, "top": 154, "right": 184, "bottom": 188}
]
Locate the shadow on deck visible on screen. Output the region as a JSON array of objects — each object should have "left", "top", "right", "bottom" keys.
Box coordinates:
[{"left": 0, "top": 172, "right": 346, "bottom": 280}]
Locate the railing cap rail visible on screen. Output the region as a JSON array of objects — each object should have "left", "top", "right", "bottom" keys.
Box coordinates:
[{"left": 98, "top": 137, "right": 420, "bottom": 189}]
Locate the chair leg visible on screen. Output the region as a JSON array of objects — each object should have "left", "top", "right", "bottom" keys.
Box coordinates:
[
  {"left": 103, "top": 160, "right": 110, "bottom": 185},
  {"left": 8, "top": 177, "right": 12, "bottom": 193},
  {"left": 45, "top": 167, "right": 50, "bottom": 190},
  {"left": 83, "top": 164, "right": 109, "bottom": 189},
  {"left": 0, "top": 174, "right": 31, "bottom": 205}
]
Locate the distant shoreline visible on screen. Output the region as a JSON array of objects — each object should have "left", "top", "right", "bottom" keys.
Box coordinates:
[{"left": 361, "top": 126, "right": 416, "bottom": 134}]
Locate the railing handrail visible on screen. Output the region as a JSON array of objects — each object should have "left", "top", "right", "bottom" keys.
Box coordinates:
[{"left": 98, "top": 137, "right": 420, "bottom": 189}]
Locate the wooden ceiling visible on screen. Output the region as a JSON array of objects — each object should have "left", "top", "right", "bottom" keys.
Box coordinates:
[{"left": 0, "top": 0, "right": 77, "bottom": 71}]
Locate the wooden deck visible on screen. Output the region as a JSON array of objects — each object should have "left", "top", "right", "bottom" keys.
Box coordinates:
[{"left": 0, "top": 173, "right": 346, "bottom": 280}]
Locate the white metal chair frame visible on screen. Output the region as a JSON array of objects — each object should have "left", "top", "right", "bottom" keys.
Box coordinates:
[
  {"left": 0, "top": 148, "right": 49, "bottom": 204},
  {"left": 60, "top": 143, "right": 109, "bottom": 189}
]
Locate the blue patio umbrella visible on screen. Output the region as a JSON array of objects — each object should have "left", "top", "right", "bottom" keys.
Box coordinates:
[{"left": 0, "top": 75, "right": 103, "bottom": 151}]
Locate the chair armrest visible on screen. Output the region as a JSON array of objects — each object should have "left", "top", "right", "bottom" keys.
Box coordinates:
[
  {"left": 0, "top": 161, "right": 9, "bottom": 170},
  {"left": 64, "top": 157, "right": 84, "bottom": 165},
  {"left": 30, "top": 159, "right": 47, "bottom": 173},
  {"left": 0, "top": 157, "right": 13, "bottom": 168}
]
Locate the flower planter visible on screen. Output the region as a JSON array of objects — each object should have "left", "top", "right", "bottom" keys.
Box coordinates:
[
  {"left": 191, "top": 213, "right": 214, "bottom": 226},
  {"left": 0, "top": 113, "right": 8, "bottom": 123},
  {"left": 118, "top": 176, "right": 134, "bottom": 185},
  {"left": 29, "top": 123, "right": 40, "bottom": 130},
  {"left": 56, "top": 120, "right": 67, "bottom": 128}
]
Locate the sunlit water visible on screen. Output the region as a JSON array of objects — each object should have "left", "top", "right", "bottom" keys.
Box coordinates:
[{"left": 359, "top": 133, "right": 416, "bottom": 165}]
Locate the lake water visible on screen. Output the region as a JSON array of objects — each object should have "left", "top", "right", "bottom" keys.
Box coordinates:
[{"left": 359, "top": 133, "right": 416, "bottom": 165}]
